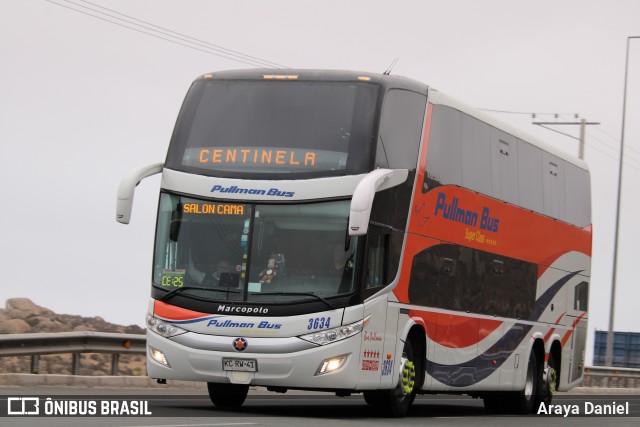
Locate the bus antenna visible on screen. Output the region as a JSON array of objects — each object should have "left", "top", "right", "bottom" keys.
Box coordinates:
[{"left": 383, "top": 58, "right": 399, "bottom": 75}]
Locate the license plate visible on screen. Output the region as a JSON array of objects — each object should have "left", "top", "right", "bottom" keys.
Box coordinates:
[{"left": 222, "top": 358, "right": 257, "bottom": 372}]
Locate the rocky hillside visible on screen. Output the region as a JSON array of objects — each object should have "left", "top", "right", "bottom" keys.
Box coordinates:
[{"left": 0, "top": 298, "right": 146, "bottom": 376}]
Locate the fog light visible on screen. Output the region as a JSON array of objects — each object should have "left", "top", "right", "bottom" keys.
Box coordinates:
[
  {"left": 149, "top": 346, "right": 171, "bottom": 367},
  {"left": 316, "top": 354, "right": 348, "bottom": 375}
]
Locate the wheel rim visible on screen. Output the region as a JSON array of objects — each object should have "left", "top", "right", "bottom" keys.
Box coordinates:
[
  {"left": 524, "top": 359, "right": 534, "bottom": 396},
  {"left": 547, "top": 367, "right": 557, "bottom": 394},
  {"left": 401, "top": 360, "right": 416, "bottom": 395}
]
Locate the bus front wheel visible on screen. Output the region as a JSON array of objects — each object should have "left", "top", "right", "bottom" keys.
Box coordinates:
[
  {"left": 380, "top": 339, "right": 418, "bottom": 417},
  {"left": 207, "top": 382, "right": 249, "bottom": 407}
]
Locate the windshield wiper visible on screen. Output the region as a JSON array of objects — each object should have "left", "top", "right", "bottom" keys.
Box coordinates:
[
  {"left": 160, "top": 286, "right": 240, "bottom": 302},
  {"left": 252, "top": 292, "right": 336, "bottom": 310}
]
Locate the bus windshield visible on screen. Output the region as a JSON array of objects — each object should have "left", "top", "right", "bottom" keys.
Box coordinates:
[
  {"left": 153, "top": 193, "right": 358, "bottom": 304},
  {"left": 165, "top": 80, "right": 379, "bottom": 178}
]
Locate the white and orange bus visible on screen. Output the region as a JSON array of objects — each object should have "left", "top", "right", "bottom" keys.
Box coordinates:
[{"left": 117, "top": 70, "right": 591, "bottom": 417}]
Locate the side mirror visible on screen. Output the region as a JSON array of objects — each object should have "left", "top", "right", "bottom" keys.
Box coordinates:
[
  {"left": 116, "top": 163, "right": 163, "bottom": 224},
  {"left": 348, "top": 169, "right": 407, "bottom": 236}
]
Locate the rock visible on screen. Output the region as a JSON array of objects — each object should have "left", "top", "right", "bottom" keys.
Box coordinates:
[
  {"left": 6, "top": 298, "right": 38, "bottom": 312},
  {"left": 6, "top": 298, "right": 53, "bottom": 316},
  {"left": 124, "top": 325, "right": 145, "bottom": 334},
  {"left": 73, "top": 324, "right": 97, "bottom": 332},
  {"left": 45, "top": 321, "right": 68, "bottom": 333},
  {"left": 0, "top": 298, "right": 146, "bottom": 375},
  {"left": 0, "top": 319, "right": 32, "bottom": 334},
  {"left": 25, "top": 316, "right": 54, "bottom": 328},
  {"left": 5, "top": 309, "right": 30, "bottom": 320}
]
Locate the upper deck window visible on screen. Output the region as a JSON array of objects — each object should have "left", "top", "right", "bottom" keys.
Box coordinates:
[{"left": 166, "top": 80, "right": 379, "bottom": 178}]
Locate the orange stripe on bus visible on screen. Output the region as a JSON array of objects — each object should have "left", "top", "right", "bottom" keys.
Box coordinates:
[
  {"left": 154, "top": 300, "right": 210, "bottom": 321},
  {"left": 543, "top": 312, "right": 567, "bottom": 343}
]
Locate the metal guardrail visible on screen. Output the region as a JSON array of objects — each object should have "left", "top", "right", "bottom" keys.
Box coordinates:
[
  {"left": 0, "top": 332, "right": 146, "bottom": 375},
  {"left": 583, "top": 366, "right": 640, "bottom": 388},
  {"left": 1, "top": 332, "right": 639, "bottom": 387}
]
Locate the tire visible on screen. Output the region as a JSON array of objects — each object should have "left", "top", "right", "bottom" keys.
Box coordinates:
[
  {"left": 363, "top": 391, "right": 385, "bottom": 406},
  {"left": 484, "top": 350, "right": 542, "bottom": 414},
  {"left": 516, "top": 350, "right": 541, "bottom": 414},
  {"left": 207, "top": 382, "right": 249, "bottom": 407},
  {"left": 541, "top": 352, "right": 559, "bottom": 406},
  {"left": 379, "top": 339, "right": 418, "bottom": 417},
  {"left": 482, "top": 395, "right": 503, "bottom": 413}
]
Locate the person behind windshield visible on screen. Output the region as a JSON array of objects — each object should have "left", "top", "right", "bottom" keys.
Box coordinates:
[
  {"left": 333, "top": 244, "right": 354, "bottom": 272},
  {"left": 333, "top": 243, "right": 354, "bottom": 293},
  {"left": 202, "top": 260, "right": 233, "bottom": 287}
]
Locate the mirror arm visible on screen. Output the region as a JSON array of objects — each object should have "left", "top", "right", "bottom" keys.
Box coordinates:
[
  {"left": 116, "top": 163, "right": 163, "bottom": 224},
  {"left": 348, "top": 169, "right": 395, "bottom": 236}
]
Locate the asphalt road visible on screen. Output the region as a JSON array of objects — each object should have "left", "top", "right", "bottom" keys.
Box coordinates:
[{"left": 1, "top": 387, "right": 638, "bottom": 427}]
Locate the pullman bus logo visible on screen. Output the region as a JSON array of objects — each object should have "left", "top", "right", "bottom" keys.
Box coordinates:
[
  {"left": 211, "top": 185, "right": 294, "bottom": 198},
  {"left": 232, "top": 337, "right": 248, "bottom": 352}
]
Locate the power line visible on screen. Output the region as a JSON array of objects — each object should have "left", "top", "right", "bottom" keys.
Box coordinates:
[
  {"left": 584, "top": 142, "right": 640, "bottom": 172},
  {"left": 479, "top": 108, "right": 579, "bottom": 118},
  {"left": 73, "top": 0, "right": 288, "bottom": 69},
  {"left": 586, "top": 131, "right": 640, "bottom": 165},
  {"left": 44, "top": 0, "right": 286, "bottom": 69},
  {"left": 535, "top": 124, "right": 579, "bottom": 141},
  {"left": 44, "top": 0, "right": 263, "bottom": 67},
  {"left": 590, "top": 125, "right": 640, "bottom": 159}
]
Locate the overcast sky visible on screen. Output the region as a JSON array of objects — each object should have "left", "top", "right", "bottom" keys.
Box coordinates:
[{"left": 1, "top": 0, "right": 639, "bottom": 365}]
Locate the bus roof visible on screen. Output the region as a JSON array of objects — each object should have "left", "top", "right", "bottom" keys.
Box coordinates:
[
  {"left": 195, "top": 68, "right": 429, "bottom": 94},
  {"left": 427, "top": 88, "right": 589, "bottom": 171}
]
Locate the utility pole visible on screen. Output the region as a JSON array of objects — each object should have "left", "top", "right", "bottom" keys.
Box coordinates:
[
  {"left": 579, "top": 118, "right": 586, "bottom": 160},
  {"left": 532, "top": 118, "right": 600, "bottom": 160},
  {"left": 606, "top": 36, "right": 640, "bottom": 372}
]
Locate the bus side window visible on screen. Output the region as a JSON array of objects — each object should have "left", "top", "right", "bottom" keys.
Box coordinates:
[
  {"left": 425, "top": 105, "right": 462, "bottom": 192},
  {"left": 574, "top": 281, "right": 589, "bottom": 312},
  {"left": 364, "top": 227, "right": 389, "bottom": 292},
  {"left": 378, "top": 89, "right": 426, "bottom": 170}
]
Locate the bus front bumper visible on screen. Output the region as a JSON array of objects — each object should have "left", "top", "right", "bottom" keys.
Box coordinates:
[{"left": 146, "top": 331, "right": 368, "bottom": 390}]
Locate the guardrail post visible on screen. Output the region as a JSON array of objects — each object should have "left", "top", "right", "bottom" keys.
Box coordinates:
[
  {"left": 111, "top": 353, "right": 120, "bottom": 375},
  {"left": 30, "top": 354, "right": 40, "bottom": 374},
  {"left": 72, "top": 352, "right": 80, "bottom": 375}
]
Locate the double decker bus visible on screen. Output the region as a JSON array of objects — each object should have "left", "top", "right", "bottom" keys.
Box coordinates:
[{"left": 117, "top": 69, "right": 591, "bottom": 417}]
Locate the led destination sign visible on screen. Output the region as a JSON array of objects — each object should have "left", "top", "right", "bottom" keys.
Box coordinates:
[
  {"left": 181, "top": 147, "right": 348, "bottom": 173},
  {"left": 198, "top": 148, "right": 317, "bottom": 167},
  {"left": 182, "top": 203, "right": 245, "bottom": 215}
]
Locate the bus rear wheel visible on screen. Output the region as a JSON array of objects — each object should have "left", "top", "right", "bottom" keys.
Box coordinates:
[
  {"left": 511, "top": 350, "right": 541, "bottom": 414},
  {"left": 541, "top": 352, "right": 559, "bottom": 406},
  {"left": 207, "top": 382, "right": 249, "bottom": 407},
  {"left": 484, "top": 350, "right": 541, "bottom": 414}
]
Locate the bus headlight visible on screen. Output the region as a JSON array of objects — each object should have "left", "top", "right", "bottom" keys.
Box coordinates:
[
  {"left": 146, "top": 315, "right": 187, "bottom": 338},
  {"left": 299, "top": 316, "right": 369, "bottom": 346}
]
